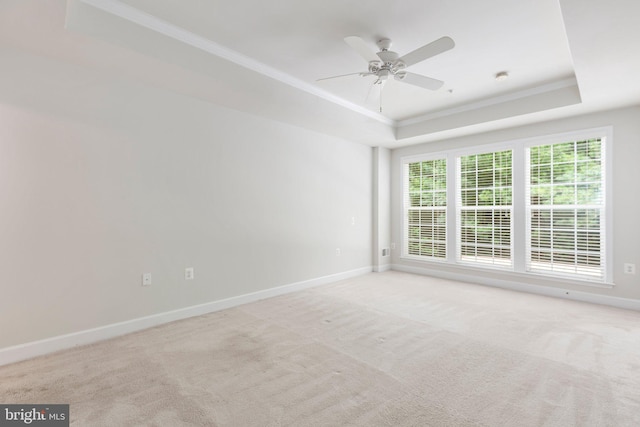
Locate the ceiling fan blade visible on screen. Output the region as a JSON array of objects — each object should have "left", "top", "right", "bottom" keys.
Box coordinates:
[
  {"left": 397, "top": 36, "right": 455, "bottom": 68},
  {"left": 395, "top": 72, "right": 444, "bottom": 91},
  {"left": 344, "top": 36, "right": 380, "bottom": 63},
  {"left": 316, "top": 72, "right": 368, "bottom": 82}
]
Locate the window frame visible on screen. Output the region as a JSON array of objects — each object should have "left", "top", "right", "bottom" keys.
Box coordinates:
[
  {"left": 521, "top": 129, "right": 612, "bottom": 284},
  {"left": 456, "top": 148, "right": 514, "bottom": 270},
  {"left": 401, "top": 154, "right": 449, "bottom": 263},
  {"left": 399, "top": 126, "right": 613, "bottom": 286}
]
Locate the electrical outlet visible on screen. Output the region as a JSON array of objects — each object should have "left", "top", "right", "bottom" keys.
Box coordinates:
[
  {"left": 624, "top": 263, "right": 636, "bottom": 275},
  {"left": 391, "top": 242, "right": 396, "bottom": 250},
  {"left": 185, "top": 267, "right": 195, "bottom": 280},
  {"left": 142, "top": 273, "right": 152, "bottom": 286},
  {"left": 351, "top": 216, "right": 355, "bottom": 225},
  {"left": 336, "top": 248, "right": 341, "bottom": 256}
]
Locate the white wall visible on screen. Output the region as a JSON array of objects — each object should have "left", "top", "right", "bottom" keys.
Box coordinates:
[
  {"left": 0, "top": 72, "right": 372, "bottom": 349},
  {"left": 391, "top": 106, "right": 640, "bottom": 301}
]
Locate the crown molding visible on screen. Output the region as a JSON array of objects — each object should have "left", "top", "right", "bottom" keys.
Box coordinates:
[
  {"left": 78, "top": 0, "right": 395, "bottom": 127},
  {"left": 397, "top": 77, "right": 579, "bottom": 127}
]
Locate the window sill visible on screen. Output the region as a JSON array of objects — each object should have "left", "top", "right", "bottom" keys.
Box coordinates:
[{"left": 398, "top": 256, "right": 615, "bottom": 289}]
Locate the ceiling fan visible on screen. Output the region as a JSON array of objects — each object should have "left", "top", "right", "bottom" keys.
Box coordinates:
[{"left": 318, "top": 35, "right": 455, "bottom": 107}]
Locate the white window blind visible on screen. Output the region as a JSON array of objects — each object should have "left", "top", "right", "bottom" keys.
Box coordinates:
[
  {"left": 404, "top": 158, "right": 447, "bottom": 259},
  {"left": 526, "top": 138, "right": 606, "bottom": 280},
  {"left": 400, "top": 127, "right": 611, "bottom": 285},
  {"left": 457, "top": 150, "right": 513, "bottom": 267}
]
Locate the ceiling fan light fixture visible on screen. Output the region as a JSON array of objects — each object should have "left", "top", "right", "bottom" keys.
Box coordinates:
[{"left": 495, "top": 71, "right": 509, "bottom": 81}]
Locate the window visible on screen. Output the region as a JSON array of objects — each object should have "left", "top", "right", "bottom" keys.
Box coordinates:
[
  {"left": 527, "top": 138, "right": 606, "bottom": 280},
  {"left": 458, "top": 150, "right": 513, "bottom": 267},
  {"left": 401, "top": 128, "right": 611, "bottom": 285},
  {"left": 404, "top": 158, "right": 447, "bottom": 259}
]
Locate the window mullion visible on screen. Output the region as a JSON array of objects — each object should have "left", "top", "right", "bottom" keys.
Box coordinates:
[
  {"left": 513, "top": 144, "right": 527, "bottom": 273},
  {"left": 447, "top": 154, "right": 457, "bottom": 264}
]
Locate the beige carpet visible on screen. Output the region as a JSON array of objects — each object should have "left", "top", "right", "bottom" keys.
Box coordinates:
[{"left": 1, "top": 271, "right": 640, "bottom": 426}]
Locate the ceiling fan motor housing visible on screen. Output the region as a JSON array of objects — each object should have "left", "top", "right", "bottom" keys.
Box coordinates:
[{"left": 377, "top": 50, "right": 399, "bottom": 65}]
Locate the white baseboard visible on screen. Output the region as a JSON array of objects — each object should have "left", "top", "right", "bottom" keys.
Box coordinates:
[
  {"left": 0, "top": 266, "right": 372, "bottom": 367},
  {"left": 391, "top": 264, "right": 640, "bottom": 312},
  {"left": 373, "top": 264, "right": 391, "bottom": 273}
]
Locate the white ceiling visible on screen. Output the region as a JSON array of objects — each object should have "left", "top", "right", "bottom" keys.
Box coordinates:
[
  {"left": 2, "top": 0, "right": 640, "bottom": 147},
  {"left": 95, "top": 0, "right": 577, "bottom": 121}
]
